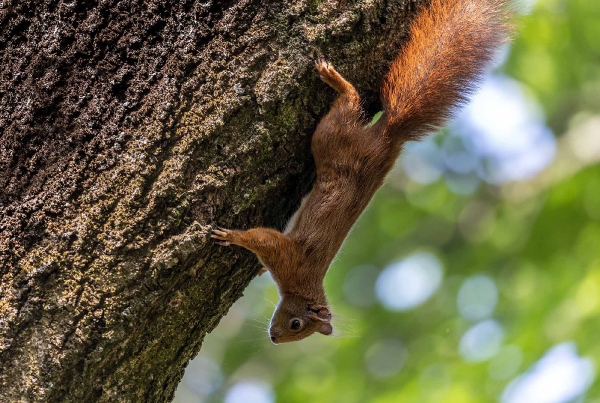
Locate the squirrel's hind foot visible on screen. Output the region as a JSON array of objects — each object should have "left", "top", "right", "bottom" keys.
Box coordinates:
[{"left": 314, "top": 58, "right": 355, "bottom": 94}]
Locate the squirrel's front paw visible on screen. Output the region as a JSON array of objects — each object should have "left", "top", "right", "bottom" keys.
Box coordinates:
[{"left": 211, "top": 227, "right": 235, "bottom": 246}]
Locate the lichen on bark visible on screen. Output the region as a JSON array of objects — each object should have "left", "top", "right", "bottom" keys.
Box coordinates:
[{"left": 0, "top": 0, "right": 420, "bottom": 401}]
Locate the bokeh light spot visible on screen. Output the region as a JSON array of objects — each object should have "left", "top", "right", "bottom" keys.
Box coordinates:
[
  {"left": 454, "top": 75, "right": 556, "bottom": 184},
  {"left": 502, "top": 342, "right": 595, "bottom": 403},
  {"left": 184, "top": 357, "right": 223, "bottom": 396},
  {"left": 225, "top": 381, "right": 274, "bottom": 403},
  {"left": 459, "top": 319, "right": 503, "bottom": 362},
  {"left": 457, "top": 274, "right": 498, "bottom": 321},
  {"left": 376, "top": 252, "right": 444, "bottom": 311},
  {"left": 444, "top": 171, "right": 480, "bottom": 195},
  {"left": 442, "top": 135, "right": 478, "bottom": 174},
  {"left": 402, "top": 137, "right": 444, "bottom": 184}
]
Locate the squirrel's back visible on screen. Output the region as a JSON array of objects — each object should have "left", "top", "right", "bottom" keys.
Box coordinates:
[{"left": 379, "top": 0, "right": 511, "bottom": 141}]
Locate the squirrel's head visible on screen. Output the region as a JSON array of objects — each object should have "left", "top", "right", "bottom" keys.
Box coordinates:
[{"left": 268, "top": 293, "right": 333, "bottom": 344}]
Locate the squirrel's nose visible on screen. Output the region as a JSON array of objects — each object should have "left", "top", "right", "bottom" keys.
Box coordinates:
[{"left": 270, "top": 335, "right": 277, "bottom": 344}]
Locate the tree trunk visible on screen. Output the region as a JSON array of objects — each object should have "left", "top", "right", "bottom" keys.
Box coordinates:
[{"left": 0, "top": 0, "right": 419, "bottom": 401}]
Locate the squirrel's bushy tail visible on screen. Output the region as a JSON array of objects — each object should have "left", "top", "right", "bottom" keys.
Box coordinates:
[{"left": 380, "top": 0, "right": 511, "bottom": 141}]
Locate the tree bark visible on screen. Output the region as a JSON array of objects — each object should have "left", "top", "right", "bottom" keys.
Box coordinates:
[{"left": 0, "top": 0, "right": 420, "bottom": 401}]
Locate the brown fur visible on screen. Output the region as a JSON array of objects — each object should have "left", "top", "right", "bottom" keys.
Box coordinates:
[{"left": 213, "top": 0, "right": 511, "bottom": 343}]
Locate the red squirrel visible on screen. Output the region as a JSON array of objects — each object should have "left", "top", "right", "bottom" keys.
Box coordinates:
[{"left": 213, "top": 0, "right": 511, "bottom": 343}]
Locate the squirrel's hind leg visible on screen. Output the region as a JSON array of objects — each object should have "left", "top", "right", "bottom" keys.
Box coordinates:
[{"left": 314, "top": 59, "right": 362, "bottom": 125}]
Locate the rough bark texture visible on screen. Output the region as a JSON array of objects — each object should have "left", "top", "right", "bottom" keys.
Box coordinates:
[{"left": 0, "top": 0, "right": 421, "bottom": 401}]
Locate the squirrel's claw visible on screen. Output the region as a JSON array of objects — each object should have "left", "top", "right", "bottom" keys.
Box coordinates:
[
  {"left": 212, "top": 226, "right": 233, "bottom": 246},
  {"left": 211, "top": 228, "right": 228, "bottom": 237},
  {"left": 314, "top": 58, "right": 332, "bottom": 73}
]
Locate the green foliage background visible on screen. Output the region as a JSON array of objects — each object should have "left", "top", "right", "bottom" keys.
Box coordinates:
[{"left": 175, "top": 0, "right": 600, "bottom": 401}]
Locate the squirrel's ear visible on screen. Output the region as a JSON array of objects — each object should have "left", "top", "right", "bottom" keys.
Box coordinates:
[
  {"left": 308, "top": 304, "right": 331, "bottom": 322},
  {"left": 318, "top": 322, "right": 333, "bottom": 336}
]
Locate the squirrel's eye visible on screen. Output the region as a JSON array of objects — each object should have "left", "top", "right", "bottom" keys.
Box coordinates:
[{"left": 290, "top": 319, "right": 301, "bottom": 330}]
